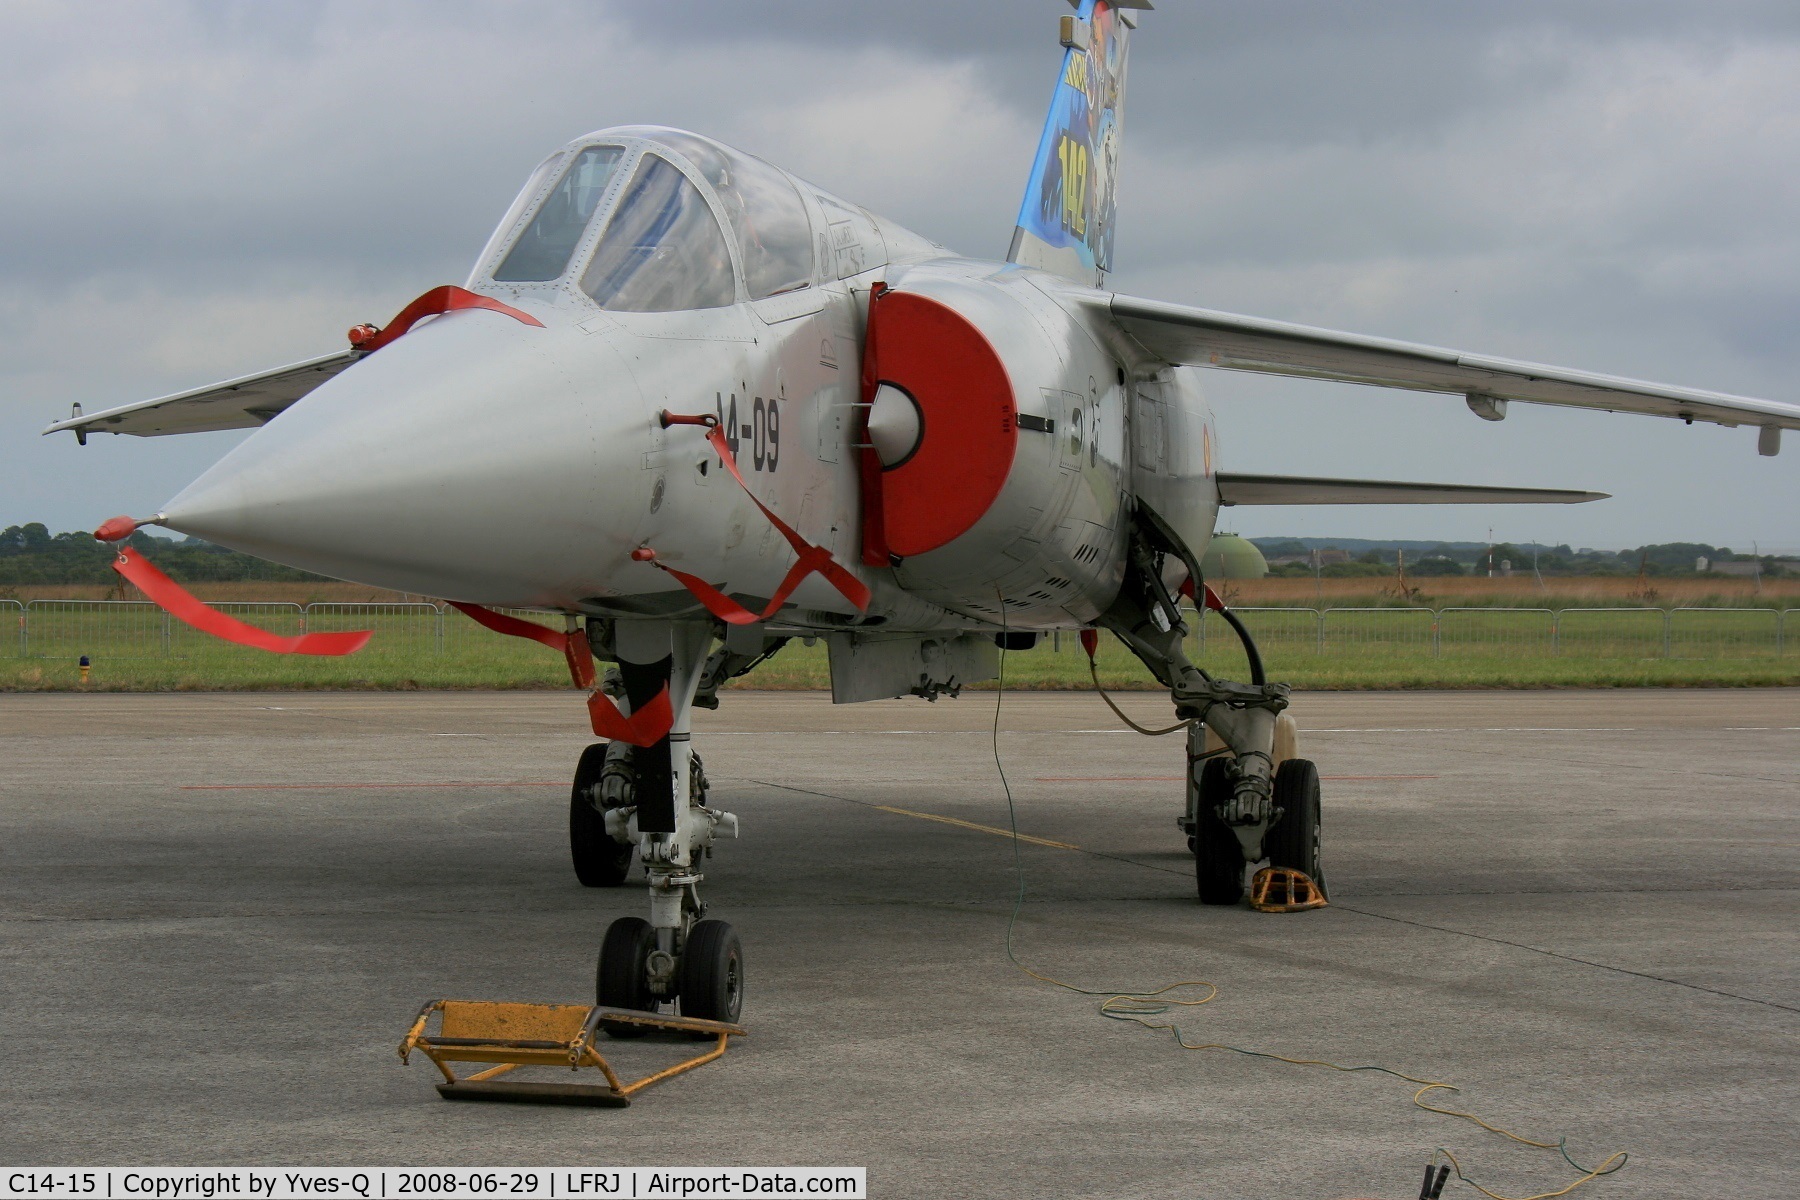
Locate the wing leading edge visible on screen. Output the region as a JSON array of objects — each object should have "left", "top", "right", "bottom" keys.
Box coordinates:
[
  {"left": 1099, "top": 293, "right": 1800, "bottom": 453},
  {"left": 43, "top": 351, "right": 357, "bottom": 439},
  {"left": 1216, "top": 474, "right": 1605, "bottom": 506}
]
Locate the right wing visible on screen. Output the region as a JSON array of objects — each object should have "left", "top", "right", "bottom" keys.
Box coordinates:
[
  {"left": 1217, "top": 474, "right": 1605, "bottom": 506},
  {"left": 44, "top": 350, "right": 356, "bottom": 439},
  {"left": 1096, "top": 293, "right": 1800, "bottom": 451}
]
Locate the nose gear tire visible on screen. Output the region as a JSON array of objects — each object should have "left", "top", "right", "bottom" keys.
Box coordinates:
[
  {"left": 1193, "top": 757, "right": 1244, "bottom": 906},
  {"left": 677, "top": 919, "right": 744, "bottom": 1024},
  {"left": 1265, "top": 757, "right": 1324, "bottom": 889},
  {"left": 570, "top": 742, "right": 633, "bottom": 887},
  {"left": 596, "top": 916, "right": 657, "bottom": 1038}
]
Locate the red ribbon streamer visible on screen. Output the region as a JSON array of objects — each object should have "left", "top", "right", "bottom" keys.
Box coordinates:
[
  {"left": 448, "top": 602, "right": 594, "bottom": 690},
  {"left": 352, "top": 286, "right": 544, "bottom": 354},
  {"left": 450, "top": 601, "right": 668, "bottom": 744},
  {"left": 585, "top": 686, "right": 674, "bottom": 748},
  {"left": 1177, "top": 576, "right": 1226, "bottom": 612},
  {"left": 111, "top": 547, "right": 371, "bottom": 656},
  {"left": 636, "top": 422, "right": 872, "bottom": 625}
]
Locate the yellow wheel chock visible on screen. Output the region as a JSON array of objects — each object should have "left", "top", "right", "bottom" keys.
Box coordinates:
[
  {"left": 399, "top": 1000, "right": 745, "bottom": 1107},
  {"left": 1249, "top": 866, "right": 1329, "bottom": 913}
]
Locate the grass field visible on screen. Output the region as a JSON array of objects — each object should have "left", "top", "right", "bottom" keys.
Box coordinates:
[{"left": 3, "top": 600, "right": 1795, "bottom": 691}]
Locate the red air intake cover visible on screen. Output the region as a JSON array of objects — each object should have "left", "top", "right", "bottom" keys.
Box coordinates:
[{"left": 859, "top": 289, "right": 1017, "bottom": 561}]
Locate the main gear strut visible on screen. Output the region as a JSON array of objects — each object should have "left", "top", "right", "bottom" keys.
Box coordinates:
[{"left": 1096, "top": 515, "right": 1324, "bottom": 906}]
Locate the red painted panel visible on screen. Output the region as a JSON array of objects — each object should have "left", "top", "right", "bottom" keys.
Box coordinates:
[{"left": 861, "top": 290, "right": 1017, "bottom": 558}]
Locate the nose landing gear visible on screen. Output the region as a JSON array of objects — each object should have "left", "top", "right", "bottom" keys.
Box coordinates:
[{"left": 580, "top": 619, "right": 747, "bottom": 1034}]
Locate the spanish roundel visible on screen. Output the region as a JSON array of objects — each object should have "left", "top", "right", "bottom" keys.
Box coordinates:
[{"left": 859, "top": 289, "right": 1018, "bottom": 560}]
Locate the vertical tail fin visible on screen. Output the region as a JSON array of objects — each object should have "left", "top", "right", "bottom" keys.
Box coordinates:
[{"left": 1007, "top": 0, "right": 1146, "bottom": 287}]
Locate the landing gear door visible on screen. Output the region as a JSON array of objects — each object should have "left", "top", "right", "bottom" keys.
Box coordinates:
[{"left": 1129, "top": 368, "right": 1219, "bottom": 569}]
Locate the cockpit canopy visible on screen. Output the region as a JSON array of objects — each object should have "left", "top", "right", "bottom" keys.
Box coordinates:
[{"left": 479, "top": 127, "right": 816, "bottom": 312}]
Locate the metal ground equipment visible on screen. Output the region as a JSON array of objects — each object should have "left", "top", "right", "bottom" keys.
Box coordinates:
[{"left": 399, "top": 999, "right": 745, "bottom": 1107}]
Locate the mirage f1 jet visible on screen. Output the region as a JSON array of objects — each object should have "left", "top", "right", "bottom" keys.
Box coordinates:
[{"left": 51, "top": 1, "right": 1800, "bottom": 1026}]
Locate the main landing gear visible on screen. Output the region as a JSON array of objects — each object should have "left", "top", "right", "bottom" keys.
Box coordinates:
[
  {"left": 1099, "top": 517, "right": 1326, "bottom": 908},
  {"left": 570, "top": 620, "right": 748, "bottom": 1032}
]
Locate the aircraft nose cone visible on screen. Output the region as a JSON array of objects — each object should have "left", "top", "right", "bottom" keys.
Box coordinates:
[{"left": 161, "top": 311, "right": 651, "bottom": 602}]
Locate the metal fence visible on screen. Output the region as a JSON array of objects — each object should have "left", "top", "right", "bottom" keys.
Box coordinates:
[
  {"left": 1182, "top": 605, "right": 1794, "bottom": 660},
  {"left": 3, "top": 600, "right": 555, "bottom": 660},
  {"left": 2, "top": 600, "right": 1795, "bottom": 661}
]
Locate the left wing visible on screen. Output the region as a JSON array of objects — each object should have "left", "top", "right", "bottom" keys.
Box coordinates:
[
  {"left": 44, "top": 350, "right": 356, "bottom": 440},
  {"left": 1094, "top": 293, "right": 1800, "bottom": 454}
]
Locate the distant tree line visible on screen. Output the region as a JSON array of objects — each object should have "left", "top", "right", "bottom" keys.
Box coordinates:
[
  {"left": 2, "top": 522, "right": 1787, "bottom": 587},
  {"left": 0, "top": 523, "right": 331, "bottom": 585},
  {"left": 1253, "top": 538, "right": 1792, "bottom": 580}
]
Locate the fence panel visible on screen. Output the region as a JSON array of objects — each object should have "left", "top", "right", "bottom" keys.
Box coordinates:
[
  {"left": 24, "top": 600, "right": 169, "bottom": 659},
  {"left": 440, "top": 605, "right": 576, "bottom": 681},
  {"left": 1, "top": 599, "right": 22, "bottom": 657},
  {"left": 1221, "top": 607, "right": 1321, "bottom": 652},
  {"left": 1321, "top": 608, "right": 1436, "bottom": 653},
  {"left": 1787, "top": 611, "right": 1798, "bottom": 657},
  {"left": 1668, "top": 608, "right": 1779, "bottom": 658},
  {"left": 1554, "top": 608, "right": 1666, "bottom": 658},
  {"left": 305, "top": 602, "right": 444, "bottom": 657},
  {"left": 1437, "top": 608, "right": 1557, "bottom": 658}
]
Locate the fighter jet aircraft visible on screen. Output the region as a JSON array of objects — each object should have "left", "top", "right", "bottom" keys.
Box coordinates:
[{"left": 49, "top": 1, "right": 1800, "bottom": 1025}]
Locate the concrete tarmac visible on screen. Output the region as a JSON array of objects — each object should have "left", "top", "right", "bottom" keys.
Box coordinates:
[{"left": 2, "top": 688, "right": 1796, "bottom": 1198}]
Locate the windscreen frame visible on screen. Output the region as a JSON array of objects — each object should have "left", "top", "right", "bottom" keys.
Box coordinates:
[
  {"left": 487, "top": 144, "right": 632, "bottom": 286},
  {"left": 478, "top": 134, "right": 753, "bottom": 313},
  {"left": 577, "top": 150, "right": 743, "bottom": 313}
]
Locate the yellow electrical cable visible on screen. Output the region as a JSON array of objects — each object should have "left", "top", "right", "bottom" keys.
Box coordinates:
[
  {"left": 1433, "top": 1144, "right": 1629, "bottom": 1200},
  {"left": 989, "top": 633, "right": 1628, "bottom": 1200},
  {"left": 1087, "top": 653, "right": 1193, "bottom": 736}
]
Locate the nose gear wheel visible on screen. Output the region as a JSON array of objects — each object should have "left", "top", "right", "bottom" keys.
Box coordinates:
[
  {"left": 677, "top": 919, "right": 744, "bottom": 1025},
  {"left": 596, "top": 916, "right": 658, "bottom": 1038}
]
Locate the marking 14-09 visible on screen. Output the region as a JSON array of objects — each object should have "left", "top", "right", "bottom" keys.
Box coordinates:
[{"left": 714, "top": 392, "right": 780, "bottom": 472}]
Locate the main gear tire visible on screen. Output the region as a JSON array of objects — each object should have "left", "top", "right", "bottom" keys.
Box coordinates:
[
  {"left": 570, "top": 743, "right": 632, "bottom": 887},
  {"left": 1193, "top": 757, "right": 1244, "bottom": 906},
  {"left": 1265, "top": 757, "right": 1324, "bottom": 888},
  {"left": 677, "top": 919, "right": 744, "bottom": 1024},
  {"left": 596, "top": 916, "right": 657, "bottom": 1038}
]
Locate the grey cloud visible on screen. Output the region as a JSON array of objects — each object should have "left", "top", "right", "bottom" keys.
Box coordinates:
[{"left": 2, "top": 0, "right": 1796, "bottom": 550}]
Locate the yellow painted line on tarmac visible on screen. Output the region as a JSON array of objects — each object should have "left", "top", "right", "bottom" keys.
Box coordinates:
[{"left": 871, "top": 804, "right": 1081, "bottom": 851}]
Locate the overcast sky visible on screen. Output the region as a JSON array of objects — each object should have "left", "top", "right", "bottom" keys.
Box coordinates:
[{"left": 3, "top": 0, "right": 1797, "bottom": 553}]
